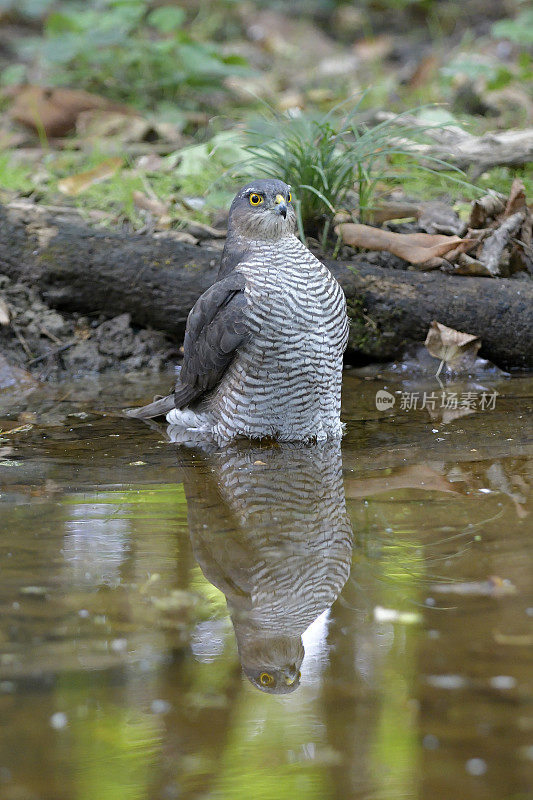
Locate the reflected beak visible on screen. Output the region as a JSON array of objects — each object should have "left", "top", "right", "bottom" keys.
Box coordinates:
[
  {"left": 274, "top": 194, "right": 287, "bottom": 218},
  {"left": 284, "top": 667, "right": 301, "bottom": 686}
]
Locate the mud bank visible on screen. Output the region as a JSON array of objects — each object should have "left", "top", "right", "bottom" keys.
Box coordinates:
[{"left": 0, "top": 273, "right": 175, "bottom": 381}]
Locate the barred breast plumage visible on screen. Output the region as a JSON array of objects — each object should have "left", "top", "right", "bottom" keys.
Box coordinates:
[
  {"left": 127, "top": 178, "right": 349, "bottom": 442},
  {"left": 184, "top": 440, "right": 354, "bottom": 693},
  {"left": 202, "top": 235, "right": 348, "bottom": 442}
]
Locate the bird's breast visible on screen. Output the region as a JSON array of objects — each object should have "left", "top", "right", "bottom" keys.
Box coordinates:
[{"left": 238, "top": 246, "right": 346, "bottom": 343}]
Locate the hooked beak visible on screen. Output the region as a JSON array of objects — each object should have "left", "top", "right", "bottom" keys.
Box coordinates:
[
  {"left": 274, "top": 193, "right": 287, "bottom": 219},
  {"left": 284, "top": 667, "right": 301, "bottom": 686}
]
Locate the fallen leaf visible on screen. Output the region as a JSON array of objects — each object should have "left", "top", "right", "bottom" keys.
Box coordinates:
[
  {"left": 0, "top": 424, "right": 33, "bottom": 435},
  {"left": 469, "top": 192, "right": 506, "bottom": 229},
  {"left": 337, "top": 222, "right": 475, "bottom": 269},
  {"left": 58, "top": 158, "right": 123, "bottom": 196},
  {"left": 424, "top": 321, "right": 481, "bottom": 368},
  {"left": 353, "top": 35, "right": 394, "bottom": 62},
  {"left": 132, "top": 191, "right": 168, "bottom": 217},
  {"left": 76, "top": 109, "right": 152, "bottom": 142},
  {"left": 370, "top": 201, "right": 420, "bottom": 225},
  {"left": 345, "top": 463, "right": 458, "bottom": 497},
  {"left": 175, "top": 218, "right": 226, "bottom": 240},
  {"left": 8, "top": 85, "right": 133, "bottom": 137},
  {"left": 406, "top": 54, "right": 440, "bottom": 89},
  {"left": 503, "top": 178, "right": 527, "bottom": 218},
  {"left": 447, "top": 253, "right": 494, "bottom": 277},
  {"left": 493, "top": 631, "right": 533, "bottom": 646},
  {"left": 153, "top": 230, "right": 198, "bottom": 245}
]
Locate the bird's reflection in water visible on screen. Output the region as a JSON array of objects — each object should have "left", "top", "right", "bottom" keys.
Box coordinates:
[{"left": 180, "top": 440, "right": 353, "bottom": 694}]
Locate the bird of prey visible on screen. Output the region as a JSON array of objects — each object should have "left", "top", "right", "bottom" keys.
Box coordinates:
[
  {"left": 126, "top": 178, "right": 348, "bottom": 442},
  {"left": 183, "top": 440, "right": 354, "bottom": 694}
]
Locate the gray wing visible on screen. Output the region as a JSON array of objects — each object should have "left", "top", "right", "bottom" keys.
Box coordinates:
[
  {"left": 174, "top": 270, "right": 249, "bottom": 408},
  {"left": 125, "top": 271, "right": 249, "bottom": 419}
]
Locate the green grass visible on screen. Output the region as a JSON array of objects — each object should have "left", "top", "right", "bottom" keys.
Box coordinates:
[
  {"left": 0, "top": 136, "right": 243, "bottom": 230},
  {"left": 0, "top": 153, "right": 34, "bottom": 194},
  {"left": 1, "top": 133, "right": 527, "bottom": 242},
  {"left": 242, "top": 99, "right": 477, "bottom": 247}
]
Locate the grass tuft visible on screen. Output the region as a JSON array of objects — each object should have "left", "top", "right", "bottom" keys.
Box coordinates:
[{"left": 243, "top": 98, "right": 477, "bottom": 249}]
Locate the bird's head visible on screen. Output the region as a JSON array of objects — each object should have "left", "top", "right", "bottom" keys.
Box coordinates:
[
  {"left": 236, "top": 629, "right": 304, "bottom": 694},
  {"left": 228, "top": 179, "right": 296, "bottom": 241}
]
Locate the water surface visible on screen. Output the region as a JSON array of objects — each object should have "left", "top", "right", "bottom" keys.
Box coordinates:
[{"left": 0, "top": 371, "right": 531, "bottom": 800}]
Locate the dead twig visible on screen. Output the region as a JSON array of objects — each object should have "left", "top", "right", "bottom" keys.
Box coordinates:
[
  {"left": 11, "top": 322, "right": 34, "bottom": 358},
  {"left": 40, "top": 325, "right": 64, "bottom": 345},
  {"left": 26, "top": 339, "right": 79, "bottom": 366},
  {"left": 479, "top": 211, "right": 526, "bottom": 277}
]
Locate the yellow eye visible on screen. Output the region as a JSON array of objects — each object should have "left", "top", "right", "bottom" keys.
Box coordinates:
[
  {"left": 249, "top": 193, "right": 263, "bottom": 206},
  {"left": 260, "top": 672, "right": 274, "bottom": 686},
  {"left": 287, "top": 192, "right": 292, "bottom": 203}
]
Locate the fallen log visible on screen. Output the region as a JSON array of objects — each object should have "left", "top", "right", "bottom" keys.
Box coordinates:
[
  {"left": 0, "top": 203, "right": 531, "bottom": 369},
  {"left": 370, "top": 113, "right": 533, "bottom": 173}
]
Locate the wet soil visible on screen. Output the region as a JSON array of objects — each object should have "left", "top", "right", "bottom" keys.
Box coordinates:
[{"left": 0, "top": 273, "right": 176, "bottom": 380}]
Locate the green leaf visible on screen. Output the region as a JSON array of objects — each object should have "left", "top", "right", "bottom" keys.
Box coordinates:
[
  {"left": 45, "top": 11, "right": 79, "bottom": 35},
  {"left": 0, "top": 63, "right": 27, "bottom": 86},
  {"left": 492, "top": 11, "right": 533, "bottom": 45},
  {"left": 147, "top": 5, "right": 186, "bottom": 33}
]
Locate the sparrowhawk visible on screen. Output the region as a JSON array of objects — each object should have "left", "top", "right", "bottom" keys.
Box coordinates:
[
  {"left": 183, "top": 441, "right": 353, "bottom": 693},
  {"left": 127, "top": 179, "right": 348, "bottom": 441}
]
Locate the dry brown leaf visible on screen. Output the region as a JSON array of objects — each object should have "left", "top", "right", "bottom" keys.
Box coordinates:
[
  {"left": 337, "top": 222, "right": 474, "bottom": 268},
  {"left": 345, "top": 464, "right": 458, "bottom": 498},
  {"left": 449, "top": 253, "right": 494, "bottom": 277},
  {"left": 57, "top": 158, "right": 124, "bottom": 196},
  {"left": 425, "top": 320, "right": 481, "bottom": 368},
  {"left": 353, "top": 35, "right": 394, "bottom": 62},
  {"left": 469, "top": 192, "right": 506, "bottom": 229},
  {"left": 503, "top": 178, "right": 527, "bottom": 218},
  {"left": 407, "top": 54, "right": 440, "bottom": 89},
  {"left": 76, "top": 109, "right": 150, "bottom": 142},
  {"left": 370, "top": 201, "right": 420, "bottom": 225},
  {"left": 8, "top": 86, "right": 133, "bottom": 137},
  {"left": 175, "top": 218, "right": 227, "bottom": 240},
  {"left": 132, "top": 191, "right": 168, "bottom": 217},
  {"left": 493, "top": 631, "right": 533, "bottom": 647},
  {"left": 153, "top": 230, "right": 198, "bottom": 245}
]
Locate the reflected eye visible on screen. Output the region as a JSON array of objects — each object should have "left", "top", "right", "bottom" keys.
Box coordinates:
[
  {"left": 260, "top": 672, "right": 274, "bottom": 686},
  {"left": 287, "top": 191, "right": 292, "bottom": 203},
  {"left": 249, "top": 193, "right": 263, "bottom": 206}
]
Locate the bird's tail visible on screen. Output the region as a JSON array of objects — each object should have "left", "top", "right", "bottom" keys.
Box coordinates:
[{"left": 124, "top": 394, "right": 175, "bottom": 420}]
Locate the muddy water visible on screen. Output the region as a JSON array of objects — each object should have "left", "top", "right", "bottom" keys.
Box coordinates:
[{"left": 0, "top": 371, "right": 531, "bottom": 800}]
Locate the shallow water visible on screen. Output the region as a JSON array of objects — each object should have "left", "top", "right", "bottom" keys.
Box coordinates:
[{"left": 0, "top": 370, "right": 531, "bottom": 800}]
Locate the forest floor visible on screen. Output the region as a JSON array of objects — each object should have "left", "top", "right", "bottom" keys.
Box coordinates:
[{"left": 0, "top": 0, "right": 531, "bottom": 381}]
